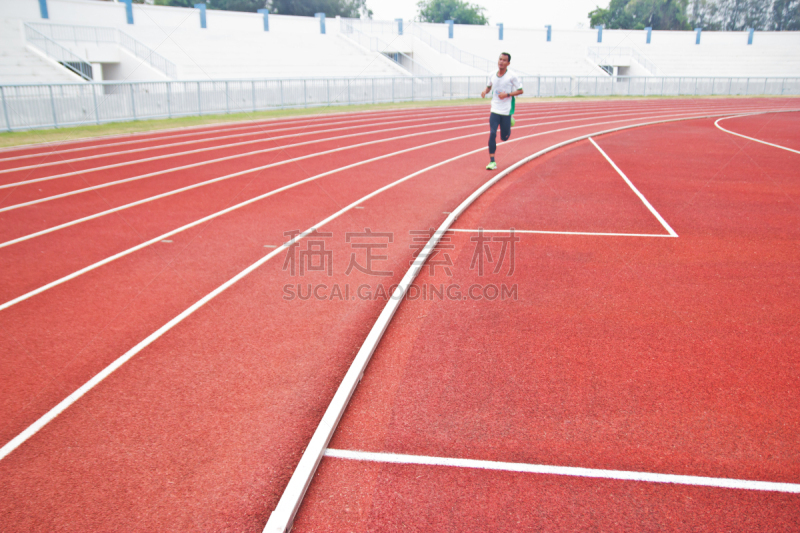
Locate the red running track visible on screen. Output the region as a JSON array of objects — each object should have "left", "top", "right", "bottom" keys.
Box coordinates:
[
  {"left": 0, "top": 99, "right": 798, "bottom": 532},
  {"left": 294, "top": 113, "right": 800, "bottom": 531}
]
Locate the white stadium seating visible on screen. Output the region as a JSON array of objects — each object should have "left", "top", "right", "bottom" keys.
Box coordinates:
[{"left": 1, "top": 0, "right": 799, "bottom": 84}]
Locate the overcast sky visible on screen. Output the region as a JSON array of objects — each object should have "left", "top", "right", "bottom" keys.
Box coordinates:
[{"left": 367, "top": 0, "right": 610, "bottom": 29}]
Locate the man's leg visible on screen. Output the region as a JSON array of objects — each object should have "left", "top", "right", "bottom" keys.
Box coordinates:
[
  {"left": 500, "top": 114, "right": 512, "bottom": 142},
  {"left": 487, "top": 113, "right": 500, "bottom": 170}
]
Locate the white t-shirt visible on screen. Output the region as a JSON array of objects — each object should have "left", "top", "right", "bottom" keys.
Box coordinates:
[{"left": 487, "top": 69, "right": 522, "bottom": 116}]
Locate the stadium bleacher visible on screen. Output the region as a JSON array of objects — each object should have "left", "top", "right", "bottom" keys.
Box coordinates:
[{"left": 1, "top": 0, "right": 800, "bottom": 84}]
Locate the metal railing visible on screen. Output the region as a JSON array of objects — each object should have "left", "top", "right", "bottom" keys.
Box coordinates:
[
  {"left": 23, "top": 24, "right": 94, "bottom": 81},
  {"left": 1, "top": 76, "right": 798, "bottom": 131},
  {"left": 118, "top": 32, "right": 178, "bottom": 79},
  {"left": 25, "top": 22, "right": 117, "bottom": 44},
  {"left": 588, "top": 46, "right": 659, "bottom": 75},
  {"left": 340, "top": 18, "right": 398, "bottom": 35},
  {"left": 24, "top": 22, "right": 177, "bottom": 79},
  {"left": 405, "top": 23, "right": 494, "bottom": 73},
  {"left": 340, "top": 24, "right": 435, "bottom": 77},
  {"left": 342, "top": 18, "right": 501, "bottom": 75}
]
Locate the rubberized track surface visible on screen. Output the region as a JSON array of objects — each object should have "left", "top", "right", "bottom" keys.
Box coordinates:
[{"left": 1, "top": 99, "right": 798, "bottom": 532}]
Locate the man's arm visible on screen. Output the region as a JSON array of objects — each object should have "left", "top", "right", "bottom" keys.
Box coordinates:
[
  {"left": 481, "top": 82, "right": 492, "bottom": 99},
  {"left": 497, "top": 88, "right": 523, "bottom": 99}
]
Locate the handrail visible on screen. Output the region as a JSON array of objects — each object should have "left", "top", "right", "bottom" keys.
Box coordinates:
[
  {"left": 118, "top": 31, "right": 177, "bottom": 79},
  {"left": 588, "top": 46, "right": 659, "bottom": 75},
  {"left": 26, "top": 22, "right": 117, "bottom": 44},
  {"left": 24, "top": 22, "right": 176, "bottom": 79},
  {"left": 341, "top": 23, "right": 435, "bottom": 77},
  {"left": 406, "top": 23, "right": 496, "bottom": 74},
  {"left": 342, "top": 18, "right": 510, "bottom": 75},
  {"left": 23, "top": 23, "right": 93, "bottom": 81}
]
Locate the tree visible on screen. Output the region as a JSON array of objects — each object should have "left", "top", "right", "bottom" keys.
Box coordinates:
[
  {"left": 589, "top": 0, "right": 637, "bottom": 28},
  {"left": 269, "top": 0, "right": 371, "bottom": 17},
  {"left": 416, "top": 0, "right": 489, "bottom": 25},
  {"left": 589, "top": 0, "right": 690, "bottom": 29},
  {"left": 154, "top": 0, "right": 197, "bottom": 7},
  {"left": 689, "top": 0, "right": 785, "bottom": 30},
  {"left": 771, "top": 0, "right": 800, "bottom": 29},
  {"left": 209, "top": 0, "right": 267, "bottom": 12},
  {"left": 155, "top": 0, "right": 372, "bottom": 17}
]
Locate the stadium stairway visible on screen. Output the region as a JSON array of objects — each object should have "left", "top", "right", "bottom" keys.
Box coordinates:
[{"left": 0, "top": 17, "right": 85, "bottom": 84}]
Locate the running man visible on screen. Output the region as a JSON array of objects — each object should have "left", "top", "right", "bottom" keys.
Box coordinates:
[{"left": 481, "top": 52, "right": 523, "bottom": 170}]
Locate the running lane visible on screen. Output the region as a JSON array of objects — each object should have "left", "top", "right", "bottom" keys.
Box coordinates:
[
  {"left": 293, "top": 115, "right": 800, "bottom": 531},
  {"left": 0, "top": 101, "right": 758, "bottom": 294},
  {"left": 0, "top": 105, "right": 479, "bottom": 164},
  {"left": 1, "top": 105, "right": 736, "bottom": 451},
  {"left": 1, "top": 102, "right": 798, "bottom": 532},
  {"left": 0, "top": 100, "right": 781, "bottom": 244},
  {"left": 716, "top": 111, "right": 800, "bottom": 151}
]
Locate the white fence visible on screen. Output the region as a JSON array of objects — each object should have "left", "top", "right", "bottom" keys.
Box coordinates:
[{"left": 1, "top": 76, "right": 798, "bottom": 131}]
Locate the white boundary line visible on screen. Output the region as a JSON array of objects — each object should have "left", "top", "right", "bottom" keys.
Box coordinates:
[
  {"left": 0, "top": 147, "right": 490, "bottom": 463},
  {"left": 451, "top": 229, "right": 674, "bottom": 237},
  {"left": 0, "top": 130, "right": 484, "bottom": 310},
  {"left": 261, "top": 108, "right": 800, "bottom": 533},
  {"left": 714, "top": 116, "right": 800, "bottom": 155},
  {"left": 0, "top": 102, "right": 652, "bottom": 164},
  {"left": 0, "top": 103, "right": 488, "bottom": 155},
  {"left": 588, "top": 137, "right": 678, "bottom": 237},
  {"left": 0, "top": 102, "right": 770, "bottom": 191},
  {"left": 0, "top": 104, "right": 780, "bottom": 242},
  {"left": 0, "top": 107, "right": 495, "bottom": 172},
  {"left": 0, "top": 100, "right": 695, "bottom": 158},
  {"left": 0, "top": 106, "right": 736, "bottom": 248},
  {"left": 325, "top": 448, "right": 800, "bottom": 493},
  {"left": 0, "top": 107, "right": 782, "bottom": 310},
  {"left": 2, "top": 108, "right": 783, "bottom": 464},
  {"left": 0, "top": 110, "right": 527, "bottom": 190}
]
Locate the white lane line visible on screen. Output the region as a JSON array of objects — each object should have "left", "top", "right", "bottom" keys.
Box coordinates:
[
  {"left": 0, "top": 103, "right": 779, "bottom": 219},
  {"left": 0, "top": 122, "right": 502, "bottom": 248},
  {"left": 0, "top": 100, "right": 682, "bottom": 160},
  {"left": 0, "top": 110, "right": 517, "bottom": 189},
  {"left": 0, "top": 105, "right": 478, "bottom": 159},
  {"left": 0, "top": 102, "right": 753, "bottom": 191},
  {"left": 714, "top": 116, "right": 800, "bottom": 154},
  {"left": 0, "top": 131, "right": 484, "bottom": 310},
  {"left": 0, "top": 108, "right": 495, "bottom": 172},
  {"left": 0, "top": 107, "right": 789, "bottom": 312},
  {"left": 0, "top": 101, "right": 682, "bottom": 165},
  {"left": 0, "top": 114, "right": 514, "bottom": 214},
  {"left": 262, "top": 107, "right": 800, "bottom": 533},
  {"left": 450, "top": 229, "right": 675, "bottom": 237},
  {"left": 589, "top": 137, "right": 678, "bottom": 238},
  {"left": 0, "top": 134, "right": 503, "bottom": 463},
  {"left": 325, "top": 449, "right": 800, "bottom": 494}
]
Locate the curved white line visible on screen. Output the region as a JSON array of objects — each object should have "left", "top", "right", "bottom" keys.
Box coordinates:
[
  {"left": 0, "top": 106, "right": 791, "bottom": 312},
  {"left": 0, "top": 127, "right": 507, "bottom": 462},
  {"left": 0, "top": 104, "right": 779, "bottom": 212},
  {"left": 0, "top": 108, "right": 700, "bottom": 308},
  {"left": 0, "top": 100, "right": 696, "bottom": 165},
  {"left": 0, "top": 100, "right": 768, "bottom": 189},
  {"left": 715, "top": 115, "right": 800, "bottom": 155},
  {"left": 262, "top": 107, "right": 800, "bottom": 533},
  {"left": 0, "top": 104, "right": 482, "bottom": 157},
  {"left": 0, "top": 107, "right": 492, "bottom": 171},
  {"left": 0, "top": 99, "right": 687, "bottom": 161}
]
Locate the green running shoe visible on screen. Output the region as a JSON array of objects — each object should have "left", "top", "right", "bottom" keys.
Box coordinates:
[{"left": 486, "top": 161, "right": 497, "bottom": 170}]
